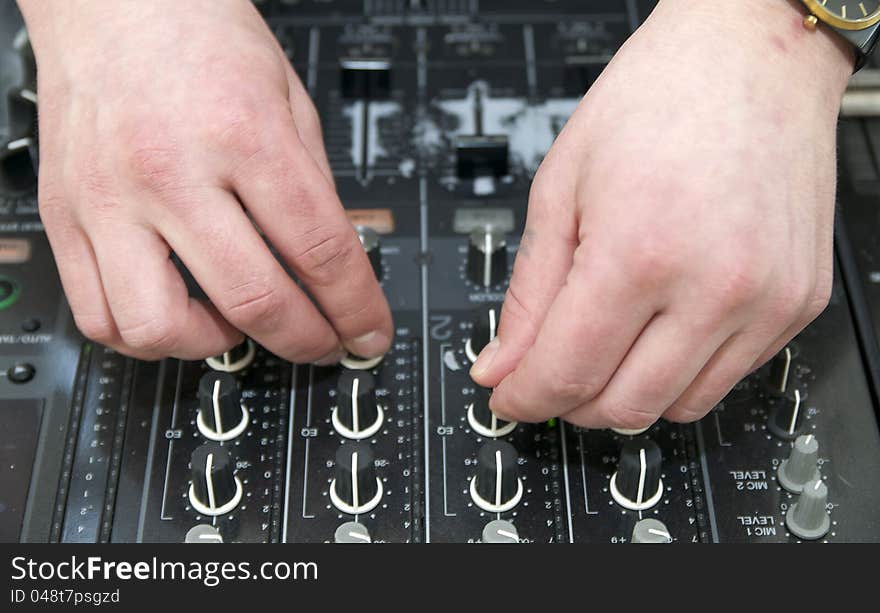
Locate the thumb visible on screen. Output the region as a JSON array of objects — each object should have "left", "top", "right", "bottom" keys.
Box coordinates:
[{"left": 470, "top": 177, "right": 578, "bottom": 387}]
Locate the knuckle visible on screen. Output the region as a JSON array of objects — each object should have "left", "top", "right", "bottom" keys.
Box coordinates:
[
  {"left": 501, "top": 283, "right": 533, "bottom": 327},
  {"left": 113, "top": 120, "right": 185, "bottom": 193},
  {"left": 75, "top": 313, "right": 116, "bottom": 344},
  {"left": 712, "top": 252, "right": 769, "bottom": 307},
  {"left": 124, "top": 143, "right": 183, "bottom": 192},
  {"left": 664, "top": 405, "right": 709, "bottom": 424},
  {"left": 607, "top": 405, "right": 659, "bottom": 431},
  {"left": 805, "top": 279, "right": 832, "bottom": 321},
  {"left": 545, "top": 369, "right": 598, "bottom": 405},
  {"left": 117, "top": 315, "right": 179, "bottom": 353},
  {"left": 766, "top": 276, "right": 815, "bottom": 326},
  {"left": 219, "top": 281, "right": 284, "bottom": 329},
  {"left": 620, "top": 233, "right": 682, "bottom": 286},
  {"left": 291, "top": 228, "right": 355, "bottom": 286}
]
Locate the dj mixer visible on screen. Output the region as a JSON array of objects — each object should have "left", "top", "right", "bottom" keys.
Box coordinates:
[{"left": 1, "top": 0, "right": 880, "bottom": 544}]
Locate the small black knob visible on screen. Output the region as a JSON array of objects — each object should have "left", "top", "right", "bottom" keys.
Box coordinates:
[
  {"left": 471, "top": 440, "right": 522, "bottom": 512},
  {"left": 610, "top": 439, "right": 664, "bottom": 510},
  {"left": 468, "top": 386, "right": 516, "bottom": 437},
  {"left": 357, "top": 226, "right": 382, "bottom": 280},
  {"left": 467, "top": 229, "right": 507, "bottom": 288},
  {"left": 207, "top": 339, "right": 255, "bottom": 373},
  {"left": 334, "top": 371, "right": 383, "bottom": 439},
  {"left": 197, "top": 372, "right": 248, "bottom": 441},
  {"left": 331, "top": 443, "right": 382, "bottom": 514},
  {"left": 189, "top": 444, "right": 241, "bottom": 516},
  {"left": 768, "top": 389, "right": 805, "bottom": 440},
  {"left": 465, "top": 303, "right": 502, "bottom": 363}
]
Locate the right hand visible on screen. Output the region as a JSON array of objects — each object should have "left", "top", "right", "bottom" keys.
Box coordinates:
[{"left": 19, "top": 0, "right": 393, "bottom": 363}]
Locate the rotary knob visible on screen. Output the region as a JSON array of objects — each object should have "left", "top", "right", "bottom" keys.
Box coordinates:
[
  {"left": 631, "top": 518, "right": 672, "bottom": 543},
  {"left": 778, "top": 434, "right": 821, "bottom": 494},
  {"left": 356, "top": 225, "right": 383, "bottom": 280},
  {"left": 184, "top": 524, "right": 224, "bottom": 544},
  {"left": 766, "top": 346, "right": 793, "bottom": 396},
  {"left": 334, "top": 522, "right": 372, "bottom": 543},
  {"left": 465, "top": 303, "right": 502, "bottom": 363},
  {"left": 470, "top": 440, "right": 523, "bottom": 513},
  {"left": 481, "top": 519, "right": 519, "bottom": 543},
  {"left": 205, "top": 339, "right": 256, "bottom": 373},
  {"left": 610, "top": 439, "right": 665, "bottom": 511},
  {"left": 188, "top": 444, "right": 243, "bottom": 517},
  {"left": 467, "top": 386, "right": 516, "bottom": 438},
  {"left": 467, "top": 228, "right": 507, "bottom": 288},
  {"left": 785, "top": 478, "right": 831, "bottom": 541},
  {"left": 333, "top": 371, "right": 385, "bottom": 440},
  {"left": 768, "top": 389, "right": 805, "bottom": 440},
  {"left": 330, "top": 443, "right": 383, "bottom": 515},
  {"left": 196, "top": 372, "right": 249, "bottom": 441}
]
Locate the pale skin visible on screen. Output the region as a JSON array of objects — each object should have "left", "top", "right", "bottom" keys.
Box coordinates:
[{"left": 18, "top": 0, "right": 854, "bottom": 429}]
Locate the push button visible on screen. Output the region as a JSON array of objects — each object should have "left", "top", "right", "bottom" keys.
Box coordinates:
[{"left": 7, "top": 363, "right": 35, "bottom": 384}]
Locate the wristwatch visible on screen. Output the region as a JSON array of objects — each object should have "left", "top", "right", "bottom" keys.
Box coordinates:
[{"left": 800, "top": 1, "right": 880, "bottom": 69}]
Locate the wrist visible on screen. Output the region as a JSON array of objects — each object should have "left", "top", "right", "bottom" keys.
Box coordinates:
[{"left": 643, "top": 0, "right": 852, "bottom": 114}]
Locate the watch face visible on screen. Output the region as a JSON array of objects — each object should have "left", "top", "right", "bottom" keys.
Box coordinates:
[{"left": 805, "top": 0, "right": 880, "bottom": 29}]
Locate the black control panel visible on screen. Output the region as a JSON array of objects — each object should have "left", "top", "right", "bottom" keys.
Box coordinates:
[{"left": 2, "top": 0, "right": 880, "bottom": 544}]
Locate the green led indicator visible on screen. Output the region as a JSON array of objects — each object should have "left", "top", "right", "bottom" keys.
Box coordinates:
[{"left": 0, "top": 276, "right": 21, "bottom": 311}]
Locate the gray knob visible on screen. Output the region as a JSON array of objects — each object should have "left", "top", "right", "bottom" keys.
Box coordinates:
[
  {"left": 785, "top": 479, "right": 831, "bottom": 541},
  {"left": 184, "top": 524, "right": 223, "bottom": 544},
  {"left": 334, "top": 521, "right": 372, "bottom": 543},
  {"left": 467, "top": 229, "right": 507, "bottom": 288},
  {"left": 777, "top": 434, "right": 821, "bottom": 494},
  {"left": 631, "top": 518, "right": 672, "bottom": 543},
  {"left": 482, "top": 519, "right": 519, "bottom": 543}
]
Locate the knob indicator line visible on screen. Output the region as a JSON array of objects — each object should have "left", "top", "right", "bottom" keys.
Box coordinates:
[{"left": 788, "top": 390, "right": 801, "bottom": 436}]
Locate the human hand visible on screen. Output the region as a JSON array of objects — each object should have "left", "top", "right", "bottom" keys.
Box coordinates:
[
  {"left": 19, "top": 0, "right": 392, "bottom": 362},
  {"left": 471, "top": 0, "right": 852, "bottom": 429}
]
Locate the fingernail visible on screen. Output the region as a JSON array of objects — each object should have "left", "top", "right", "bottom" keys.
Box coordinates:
[
  {"left": 470, "top": 337, "right": 500, "bottom": 379},
  {"left": 314, "top": 347, "right": 345, "bottom": 366},
  {"left": 345, "top": 330, "right": 391, "bottom": 359}
]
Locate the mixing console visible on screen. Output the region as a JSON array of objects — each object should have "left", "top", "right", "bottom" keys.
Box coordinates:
[{"left": 1, "top": 0, "right": 880, "bottom": 544}]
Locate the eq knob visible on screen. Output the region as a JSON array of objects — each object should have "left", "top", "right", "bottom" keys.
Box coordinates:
[
  {"left": 610, "top": 439, "right": 665, "bottom": 511},
  {"left": 467, "top": 386, "right": 516, "bottom": 438},
  {"left": 470, "top": 440, "right": 523, "bottom": 513},
  {"left": 767, "top": 346, "right": 794, "bottom": 396},
  {"left": 333, "top": 371, "right": 385, "bottom": 440},
  {"left": 188, "top": 444, "right": 243, "bottom": 517},
  {"left": 785, "top": 478, "right": 831, "bottom": 541},
  {"left": 356, "top": 225, "right": 382, "bottom": 280},
  {"left": 196, "top": 372, "right": 249, "bottom": 441},
  {"left": 481, "top": 519, "right": 520, "bottom": 543},
  {"left": 330, "top": 443, "right": 384, "bottom": 515},
  {"left": 768, "top": 389, "right": 805, "bottom": 440},
  {"left": 631, "top": 518, "right": 672, "bottom": 543},
  {"left": 465, "top": 303, "right": 502, "bottom": 363},
  {"left": 778, "top": 434, "right": 821, "bottom": 494},
  {"left": 467, "top": 228, "right": 507, "bottom": 289},
  {"left": 205, "top": 338, "right": 256, "bottom": 373},
  {"left": 334, "top": 522, "right": 372, "bottom": 543}
]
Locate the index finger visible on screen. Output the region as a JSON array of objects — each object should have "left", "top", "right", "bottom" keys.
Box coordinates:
[{"left": 231, "top": 114, "right": 393, "bottom": 359}]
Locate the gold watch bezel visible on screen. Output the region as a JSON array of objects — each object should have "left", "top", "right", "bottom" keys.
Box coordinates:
[{"left": 802, "top": 1, "right": 880, "bottom": 30}]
